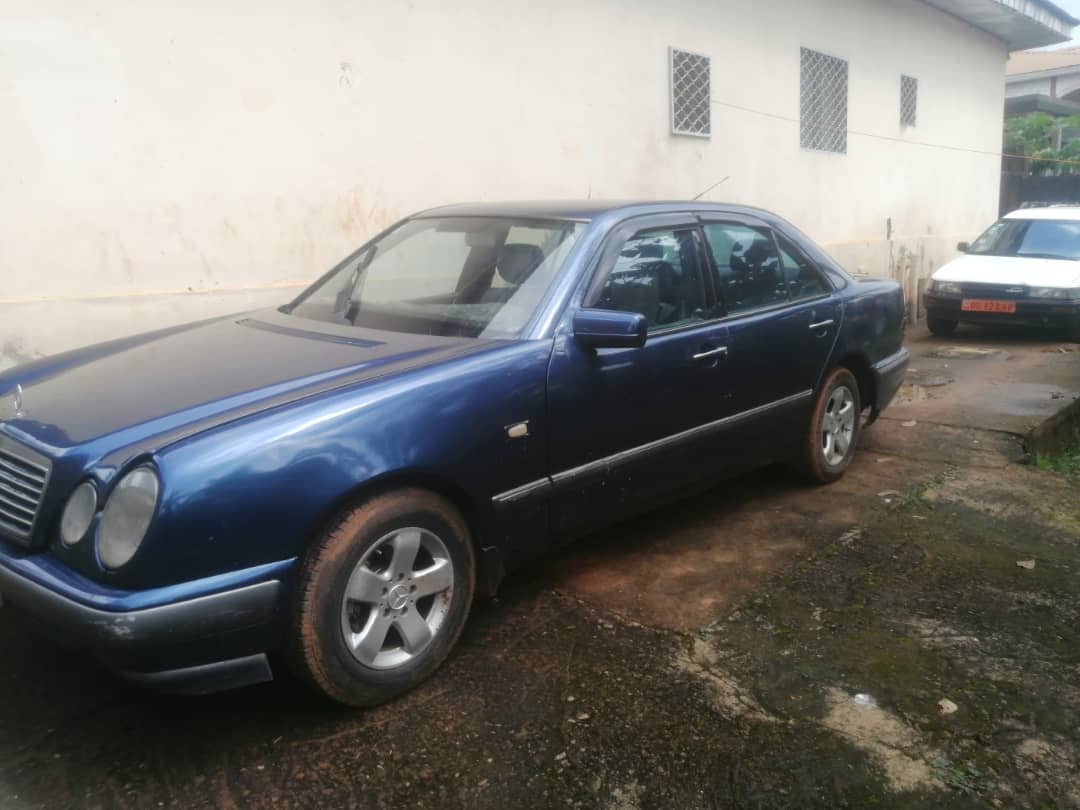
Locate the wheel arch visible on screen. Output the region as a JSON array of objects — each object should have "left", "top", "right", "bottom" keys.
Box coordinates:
[
  {"left": 831, "top": 353, "right": 875, "bottom": 413},
  {"left": 301, "top": 469, "right": 497, "bottom": 596}
]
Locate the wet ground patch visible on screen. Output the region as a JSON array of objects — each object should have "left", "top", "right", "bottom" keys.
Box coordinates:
[
  {"left": 924, "top": 346, "right": 1011, "bottom": 361},
  {"left": 691, "top": 464, "right": 1080, "bottom": 807},
  {"left": 0, "top": 576, "right": 917, "bottom": 810}
]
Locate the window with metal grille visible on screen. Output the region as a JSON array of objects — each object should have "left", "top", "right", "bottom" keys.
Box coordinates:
[
  {"left": 670, "top": 48, "right": 711, "bottom": 138},
  {"left": 901, "top": 75, "right": 918, "bottom": 127},
  {"left": 800, "top": 47, "right": 848, "bottom": 154}
]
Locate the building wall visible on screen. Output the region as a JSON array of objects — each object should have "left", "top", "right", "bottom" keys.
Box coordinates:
[
  {"left": 1006, "top": 71, "right": 1080, "bottom": 100},
  {"left": 1006, "top": 74, "right": 1055, "bottom": 97},
  {"left": 0, "top": 0, "right": 1008, "bottom": 366}
]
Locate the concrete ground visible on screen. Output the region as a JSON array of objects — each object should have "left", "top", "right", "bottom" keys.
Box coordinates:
[{"left": 1, "top": 324, "right": 1078, "bottom": 809}]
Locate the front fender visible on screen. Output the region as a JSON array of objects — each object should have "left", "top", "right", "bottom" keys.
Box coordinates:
[{"left": 116, "top": 339, "right": 552, "bottom": 589}]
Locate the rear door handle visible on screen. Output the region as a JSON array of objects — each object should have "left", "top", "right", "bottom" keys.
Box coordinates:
[
  {"left": 693, "top": 346, "right": 729, "bottom": 361},
  {"left": 809, "top": 319, "right": 835, "bottom": 331}
]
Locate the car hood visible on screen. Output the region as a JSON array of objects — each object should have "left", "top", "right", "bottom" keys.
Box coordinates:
[
  {"left": 933, "top": 254, "right": 1080, "bottom": 287},
  {"left": 0, "top": 309, "right": 487, "bottom": 452}
]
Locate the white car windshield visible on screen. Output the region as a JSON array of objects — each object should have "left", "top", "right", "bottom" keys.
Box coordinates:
[
  {"left": 968, "top": 218, "right": 1080, "bottom": 261},
  {"left": 285, "top": 217, "right": 585, "bottom": 339}
]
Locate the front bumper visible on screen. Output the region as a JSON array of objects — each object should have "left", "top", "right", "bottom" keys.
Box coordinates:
[
  {"left": 0, "top": 550, "right": 286, "bottom": 694},
  {"left": 870, "top": 346, "right": 911, "bottom": 418},
  {"left": 923, "top": 293, "right": 1080, "bottom": 330}
]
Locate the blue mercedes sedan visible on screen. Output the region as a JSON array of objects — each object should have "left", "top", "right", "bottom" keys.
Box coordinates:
[{"left": 0, "top": 201, "right": 909, "bottom": 705}]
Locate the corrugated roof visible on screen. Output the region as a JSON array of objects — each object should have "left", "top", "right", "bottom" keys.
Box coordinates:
[{"left": 923, "top": 0, "right": 1076, "bottom": 51}]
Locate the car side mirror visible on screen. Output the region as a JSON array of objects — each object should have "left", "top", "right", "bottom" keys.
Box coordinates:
[
  {"left": 572, "top": 309, "right": 648, "bottom": 349},
  {"left": 956, "top": 241, "right": 970, "bottom": 252}
]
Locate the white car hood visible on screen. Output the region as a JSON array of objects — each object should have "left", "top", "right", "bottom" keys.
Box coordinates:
[{"left": 934, "top": 254, "right": 1080, "bottom": 288}]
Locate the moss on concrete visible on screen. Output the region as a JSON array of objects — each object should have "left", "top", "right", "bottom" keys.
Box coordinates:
[{"left": 695, "top": 465, "right": 1080, "bottom": 807}]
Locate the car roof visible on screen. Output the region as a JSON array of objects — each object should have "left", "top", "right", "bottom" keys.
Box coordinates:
[
  {"left": 1004, "top": 206, "right": 1080, "bottom": 221},
  {"left": 416, "top": 200, "right": 777, "bottom": 222}
]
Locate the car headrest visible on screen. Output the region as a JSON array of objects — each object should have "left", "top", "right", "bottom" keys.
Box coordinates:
[
  {"left": 731, "top": 238, "right": 773, "bottom": 272},
  {"left": 638, "top": 260, "right": 676, "bottom": 294},
  {"left": 744, "top": 238, "right": 774, "bottom": 265},
  {"left": 497, "top": 244, "right": 545, "bottom": 286}
]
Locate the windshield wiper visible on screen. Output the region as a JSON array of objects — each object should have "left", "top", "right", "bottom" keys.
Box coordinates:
[{"left": 334, "top": 246, "right": 379, "bottom": 322}]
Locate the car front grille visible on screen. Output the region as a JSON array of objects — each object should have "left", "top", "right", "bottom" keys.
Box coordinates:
[
  {"left": 0, "top": 435, "right": 51, "bottom": 544},
  {"left": 959, "top": 283, "right": 1029, "bottom": 300}
]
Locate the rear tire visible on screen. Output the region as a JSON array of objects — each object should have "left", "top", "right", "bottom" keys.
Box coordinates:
[
  {"left": 288, "top": 488, "right": 476, "bottom": 707},
  {"left": 795, "top": 367, "right": 861, "bottom": 484},
  {"left": 927, "top": 316, "right": 958, "bottom": 337}
]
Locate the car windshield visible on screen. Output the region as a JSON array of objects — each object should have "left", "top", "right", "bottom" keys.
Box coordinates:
[
  {"left": 285, "top": 217, "right": 585, "bottom": 339},
  {"left": 967, "top": 217, "right": 1080, "bottom": 261}
]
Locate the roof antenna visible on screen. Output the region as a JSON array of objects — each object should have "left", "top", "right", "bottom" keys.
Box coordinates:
[{"left": 693, "top": 176, "right": 730, "bottom": 201}]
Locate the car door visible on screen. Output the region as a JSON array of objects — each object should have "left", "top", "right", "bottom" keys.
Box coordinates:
[
  {"left": 699, "top": 218, "right": 841, "bottom": 452},
  {"left": 546, "top": 214, "right": 736, "bottom": 538}
]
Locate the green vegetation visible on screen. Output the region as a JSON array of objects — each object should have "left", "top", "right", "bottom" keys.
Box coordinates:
[
  {"left": 1005, "top": 112, "right": 1080, "bottom": 175},
  {"left": 1034, "top": 430, "right": 1080, "bottom": 483}
]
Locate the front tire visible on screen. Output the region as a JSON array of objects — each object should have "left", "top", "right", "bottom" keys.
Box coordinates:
[
  {"left": 796, "top": 367, "right": 861, "bottom": 484},
  {"left": 927, "top": 316, "right": 958, "bottom": 337},
  {"left": 289, "top": 488, "right": 476, "bottom": 707}
]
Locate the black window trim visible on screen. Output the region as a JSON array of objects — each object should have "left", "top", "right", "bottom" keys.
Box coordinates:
[
  {"left": 771, "top": 229, "right": 835, "bottom": 304},
  {"left": 699, "top": 216, "right": 792, "bottom": 317},
  {"left": 697, "top": 216, "right": 835, "bottom": 321},
  {"left": 577, "top": 211, "right": 837, "bottom": 341},
  {"left": 643, "top": 227, "right": 722, "bottom": 338},
  {"left": 581, "top": 213, "right": 698, "bottom": 306},
  {"left": 581, "top": 213, "right": 726, "bottom": 338}
]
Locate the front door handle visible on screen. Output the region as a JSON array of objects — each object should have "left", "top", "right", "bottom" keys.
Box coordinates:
[
  {"left": 693, "top": 346, "right": 729, "bottom": 361},
  {"left": 809, "top": 319, "right": 835, "bottom": 331}
]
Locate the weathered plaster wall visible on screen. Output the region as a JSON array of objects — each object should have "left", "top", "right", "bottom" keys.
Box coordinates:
[{"left": 0, "top": 0, "right": 1007, "bottom": 366}]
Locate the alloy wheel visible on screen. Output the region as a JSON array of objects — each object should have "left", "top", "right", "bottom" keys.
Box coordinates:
[
  {"left": 339, "top": 527, "right": 454, "bottom": 669},
  {"left": 821, "top": 384, "right": 856, "bottom": 467}
]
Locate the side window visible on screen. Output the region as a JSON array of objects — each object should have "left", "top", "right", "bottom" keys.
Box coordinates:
[
  {"left": 776, "top": 235, "right": 831, "bottom": 301},
  {"left": 593, "top": 228, "right": 708, "bottom": 331},
  {"left": 702, "top": 223, "right": 787, "bottom": 314}
]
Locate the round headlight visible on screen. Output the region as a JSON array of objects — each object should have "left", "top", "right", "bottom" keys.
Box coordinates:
[
  {"left": 60, "top": 482, "right": 97, "bottom": 546},
  {"left": 98, "top": 467, "right": 159, "bottom": 570}
]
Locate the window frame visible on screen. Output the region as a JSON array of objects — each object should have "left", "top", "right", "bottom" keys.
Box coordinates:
[
  {"left": 584, "top": 218, "right": 716, "bottom": 336},
  {"left": 579, "top": 213, "right": 838, "bottom": 340},
  {"left": 774, "top": 232, "right": 834, "bottom": 305},
  {"left": 900, "top": 74, "right": 918, "bottom": 128},
  {"left": 799, "top": 46, "right": 849, "bottom": 155},
  {"left": 670, "top": 47, "right": 712, "bottom": 139},
  {"left": 697, "top": 215, "right": 835, "bottom": 320}
]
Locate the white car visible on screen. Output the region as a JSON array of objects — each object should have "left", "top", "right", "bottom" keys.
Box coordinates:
[{"left": 924, "top": 207, "right": 1080, "bottom": 338}]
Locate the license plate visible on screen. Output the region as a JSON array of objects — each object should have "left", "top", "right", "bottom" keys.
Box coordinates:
[{"left": 961, "top": 299, "right": 1016, "bottom": 314}]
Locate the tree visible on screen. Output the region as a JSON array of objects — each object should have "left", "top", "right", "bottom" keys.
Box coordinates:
[{"left": 1005, "top": 112, "right": 1080, "bottom": 175}]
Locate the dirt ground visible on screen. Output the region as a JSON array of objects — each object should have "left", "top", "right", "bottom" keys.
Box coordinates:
[{"left": 1, "top": 325, "right": 1078, "bottom": 809}]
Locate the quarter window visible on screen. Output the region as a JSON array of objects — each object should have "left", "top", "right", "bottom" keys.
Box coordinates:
[
  {"left": 702, "top": 223, "right": 788, "bottom": 314},
  {"left": 593, "top": 229, "right": 709, "bottom": 331},
  {"left": 777, "top": 236, "right": 831, "bottom": 301}
]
